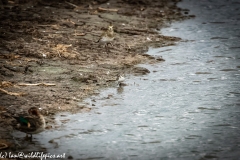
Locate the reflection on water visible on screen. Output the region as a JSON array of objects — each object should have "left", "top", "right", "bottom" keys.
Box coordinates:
[{"left": 16, "top": 0, "right": 240, "bottom": 159}]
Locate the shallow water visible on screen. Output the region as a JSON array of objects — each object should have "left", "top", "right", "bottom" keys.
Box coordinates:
[{"left": 14, "top": 0, "right": 240, "bottom": 159}]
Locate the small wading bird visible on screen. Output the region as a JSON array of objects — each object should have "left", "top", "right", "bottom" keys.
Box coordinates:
[
  {"left": 117, "top": 74, "right": 125, "bottom": 86},
  {"left": 13, "top": 107, "right": 46, "bottom": 139},
  {"left": 96, "top": 25, "right": 114, "bottom": 52}
]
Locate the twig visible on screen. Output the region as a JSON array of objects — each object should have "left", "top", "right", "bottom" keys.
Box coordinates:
[
  {"left": 115, "top": 29, "right": 142, "bottom": 35},
  {"left": 37, "top": 25, "right": 52, "bottom": 27},
  {"left": 65, "top": 1, "right": 78, "bottom": 8},
  {"left": 17, "top": 83, "right": 56, "bottom": 86},
  {"left": 98, "top": 7, "right": 118, "bottom": 12},
  {"left": 115, "top": 28, "right": 158, "bottom": 35},
  {"left": 0, "top": 143, "right": 8, "bottom": 150},
  {"left": 73, "top": 32, "right": 86, "bottom": 36},
  {"left": 0, "top": 88, "right": 24, "bottom": 96},
  {"left": 125, "top": 28, "right": 158, "bottom": 34}
]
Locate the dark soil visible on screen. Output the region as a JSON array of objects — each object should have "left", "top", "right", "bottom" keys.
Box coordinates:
[{"left": 0, "top": 0, "right": 192, "bottom": 157}]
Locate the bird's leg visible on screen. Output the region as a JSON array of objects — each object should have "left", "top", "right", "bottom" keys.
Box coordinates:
[
  {"left": 106, "top": 42, "right": 113, "bottom": 48},
  {"left": 105, "top": 44, "right": 109, "bottom": 53},
  {"left": 25, "top": 134, "right": 32, "bottom": 141},
  {"left": 24, "top": 134, "right": 32, "bottom": 141},
  {"left": 25, "top": 134, "right": 29, "bottom": 141},
  {"left": 29, "top": 134, "right": 33, "bottom": 141},
  {"left": 108, "top": 42, "right": 113, "bottom": 47}
]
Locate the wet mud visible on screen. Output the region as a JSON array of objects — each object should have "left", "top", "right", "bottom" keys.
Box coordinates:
[{"left": 0, "top": 0, "right": 191, "bottom": 156}]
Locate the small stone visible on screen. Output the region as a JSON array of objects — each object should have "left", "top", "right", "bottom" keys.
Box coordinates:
[{"left": 68, "top": 155, "right": 73, "bottom": 159}]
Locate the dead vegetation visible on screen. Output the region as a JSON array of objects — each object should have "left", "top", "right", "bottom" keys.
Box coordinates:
[{"left": 0, "top": 0, "right": 192, "bottom": 153}]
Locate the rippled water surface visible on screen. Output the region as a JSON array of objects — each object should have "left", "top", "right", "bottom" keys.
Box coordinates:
[{"left": 19, "top": 0, "right": 240, "bottom": 159}]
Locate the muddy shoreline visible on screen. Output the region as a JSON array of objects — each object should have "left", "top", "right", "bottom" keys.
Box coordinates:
[{"left": 0, "top": 0, "right": 191, "bottom": 156}]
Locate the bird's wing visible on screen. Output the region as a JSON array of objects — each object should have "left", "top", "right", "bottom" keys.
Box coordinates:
[
  {"left": 13, "top": 116, "right": 38, "bottom": 132},
  {"left": 95, "top": 31, "right": 106, "bottom": 43}
]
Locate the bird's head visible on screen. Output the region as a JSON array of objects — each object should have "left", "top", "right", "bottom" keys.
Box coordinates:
[
  {"left": 108, "top": 25, "right": 114, "bottom": 32},
  {"left": 28, "top": 107, "right": 40, "bottom": 116}
]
